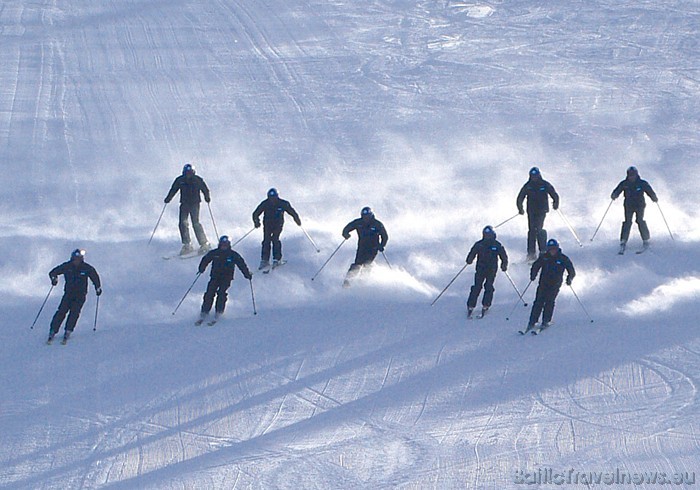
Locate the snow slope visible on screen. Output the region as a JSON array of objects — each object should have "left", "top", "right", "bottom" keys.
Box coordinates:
[{"left": 1, "top": 0, "right": 699, "bottom": 488}]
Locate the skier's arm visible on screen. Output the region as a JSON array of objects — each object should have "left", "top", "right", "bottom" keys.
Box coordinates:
[
  {"left": 252, "top": 202, "right": 264, "bottom": 228},
  {"left": 234, "top": 253, "right": 253, "bottom": 279},
  {"left": 49, "top": 263, "right": 66, "bottom": 284},
  {"left": 565, "top": 257, "right": 576, "bottom": 285},
  {"left": 200, "top": 178, "right": 211, "bottom": 203},
  {"left": 198, "top": 253, "right": 213, "bottom": 274},
  {"left": 549, "top": 183, "right": 560, "bottom": 210},
  {"left": 342, "top": 221, "right": 356, "bottom": 240},
  {"left": 530, "top": 258, "right": 543, "bottom": 281},
  {"left": 285, "top": 202, "right": 302, "bottom": 226},
  {"left": 611, "top": 181, "right": 624, "bottom": 200},
  {"left": 378, "top": 222, "right": 388, "bottom": 250},
  {"left": 466, "top": 243, "right": 478, "bottom": 265},
  {"left": 499, "top": 245, "right": 509, "bottom": 271},
  {"left": 89, "top": 266, "right": 102, "bottom": 292},
  {"left": 644, "top": 181, "right": 658, "bottom": 202},
  {"left": 164, "top": 178, "right": 180, "bottom": 203},
  {"left": 516, "top": 185, "right": 527, "bottom": 214}
]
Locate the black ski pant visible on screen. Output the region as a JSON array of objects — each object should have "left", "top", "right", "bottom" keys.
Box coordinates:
[
  {"left": 50, "top": 293, "right": 86, "bottom": 334},
  {"left": 201, "top": 276, "right": 232, "bottom": 314},
  {"left": 527, "top": 211, "right": 547, "bottom": 256},
  {"left": 261, "top": 223, "right": 283, "bottom": 262},
  {"left": 620, "top": 203, "right": 650, "bottom": 242},
  {"left": 467, "top": 268, "right": 497, "bottom": 309},
  {"left": 179, "top": 202, "right": 208, "bottom": 246},
  {"left": 528, "top": 283, "right": 561, "bottom": 325},
  {"left": 346, "top": 246, "right": 378, "bottom": 278}
]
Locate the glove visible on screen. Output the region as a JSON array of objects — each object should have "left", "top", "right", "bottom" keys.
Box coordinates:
[
  {"left": 50, "top": 276, "right": 58, "bottom": 286},
  {"left": 342, "top": 233, "right": 350, "bottom": 240},
  {"left": 652, "top": 197, "right": 658, "bottom": 203},
  {"left": 610, "top": 193, "right": 617, "bottom": 200},
  {"left": 378, "top": 246, "right": 384, "bottom": 252},
  {"left": 205, "top": 196, "right": 211, "bottom": 203},
  {"left": 518, "top": 208, "right": 525, "bottom": 215},
  {"left": 295, "top": 217, "right": 301, "bottom": 226},
  {"left": 254, "top": 220, "right": 261, "bottom": 229},
  {"left": 566, "top": 276, "right": 572, "bottom": 286},
  {"left": 244, "top": 272, "right": 253, "bottom": 280},
  {"left": 501, "top": 264, "right": 507, "bottom": 272},
  {"left": 164, "top": 197, "right": 171, "bottom": 204},
  {"left": 530, "top": 274, "right": 537, "bottom": 282},
  {"left": 96, "top": 287, "right": 102, "bottom": 296},
  {"left": 553, "top": 202, "right": 559, "bottom": 210}
]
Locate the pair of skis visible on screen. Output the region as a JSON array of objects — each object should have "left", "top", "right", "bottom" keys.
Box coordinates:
[
  {"left": 260, "top": 260, "right": 286, "bottom": 274},
  {"left": 194, "top": 317, "right": 219, "bottom": 326},
  {"left": 518, "top": 323, "right": 552, "bottom": 335},
  {"left": 618, "top": 242, "right": 649, "bottom": 255},
  {"left": 467, "top": 307, "right": 490, "bottom": 320}
]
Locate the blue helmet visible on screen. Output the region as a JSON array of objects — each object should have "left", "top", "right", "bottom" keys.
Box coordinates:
[
  {"left": 361, "top": 206, "right": 373, "bottom": 217},
  {"left": 546, "top": 238, "right": 559, "bottom": 248},
  {"left": 482, "top": 225, "right": 495, "bottom": 237},
  {"left": 218, "top": 235, "right": 231, "bottom": 247},
  {"left": 627, "top": 166, "right": 638, "bottom": 176},
  {"left": 529, "top": 166, "right": 541, "bottom": 177},
  {"left": 182, "top": 163, "right": 195, "bottom": 176},
  {"left": 267, "top": 188, "right": 278, "bottom": 198},
  {"left": 71, "top": 248, "right": 85, "bottom": 260}
]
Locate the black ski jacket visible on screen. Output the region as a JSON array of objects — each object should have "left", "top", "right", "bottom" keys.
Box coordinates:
[
  {"left": 198, "top": 248, "right": 251, "bottom": 280},
  {"left": 252, "top": 198, "right": 300, "bottom": 227},
  {"left": 165, "top": 175, "right": 210, "bottom": 205},
  {"left": 517, "top": 178, "right": 559, "bottom": 214},
  {"left": 342, "top": 217, "right": 388, "bottom": 251},
  {"left": 467, "top": 238, "right": 508, "bottom": 272},
  {"left": 530, "top": 249, "right": 575, "bottom": 288},
  {"left": 611, "top": 177, "right": 657, "bottom": 208},
  {"left": 49, "top": 261, "right": 101, "bottom": 297}
]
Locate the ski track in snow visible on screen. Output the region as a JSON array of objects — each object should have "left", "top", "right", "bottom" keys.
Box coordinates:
[{"left": 1, "top": 0, "right": 700, "bottom": 487}]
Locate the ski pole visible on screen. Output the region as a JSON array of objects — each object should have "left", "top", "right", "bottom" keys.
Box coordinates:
[
  {"left": 93, "top": 295, "right": 100, "bottom": 331},
  {"left": 232, "top": 227, "right": 256, "bottom": 246},
  {"left": 249, "top": 279, "right": 257, "bottom": 315},
  {"left": 207, "top": 202, "right": 219, "bottom": 239},
  {"left": 172, "top": 272, "right": 202, "bottom": 315},
  {"left": 299, "top": 225, "right": 321, "bottom": 253},
  {"left": 381, "top": 251, "right": 393, "bottom": 270},
  {"left": 656, "top": 201, "right": 675, "bottom": 241},
  {"left": 506, "top": 280, "right": 533, "bottom": 320},
  {"left": 568, "top": 284, "right": 594, "bottom": 323},
  {"left": 556, "top": 208, "right": 583, "bottom": 247},
  {"left": 590, "top": 199, "right": 614, "bottom": 242},
  {"left": 430, "top": 263, "right": 469, "bottom": 306},
  {"left": 311, "top": 239, "right": 347, "bottom": 281},
  {"left": 30, "top": 285, "right": 54, "bottom": 329},
  {"left": 503, "top": 270, "right": 527, "bottom": 306},
  {"left": 494, "top": 213, "right": 520, "bottom": 229},
  {"left": 148, "top": 203, "right": 168, "bottom": 245}
]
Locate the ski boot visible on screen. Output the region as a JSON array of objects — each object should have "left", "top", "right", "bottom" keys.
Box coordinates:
[
  {"left": 519, "top": 323, "right": 535, "bottom": 335},
  {"left": 61, "top": 331, "right": 71, "bottom": 345},
  {"left": 258, "top": 260, "right": 270, "bottom": 271},
  {"left": 199, "top": 242, "right": 211, "bottom": 254},
  {"left": 618, "top": 241, "right": 627, "bottom": 255},
  {"left": 478, "top": 306, "right": 490, "bottom": 318},
  {"left": 194, "top": 311, "right": 208, "bottom": 326},
  {"left": 180, "top": 243, "right": 194, "bottom": 256},
  {"left": 47, "top": 330, "right": 56, "bottom": 344},
  {"left": 467, "top": 307, "right": 474, "bottom": 319}
]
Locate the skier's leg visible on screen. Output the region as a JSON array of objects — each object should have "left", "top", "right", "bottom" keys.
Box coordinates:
[
  {"left": 64, "top": 296, "right": 86, "bottom": 333},
  {"left": 261, "top": 226, "right": 272, "bottom": 262},
  {"left": 179, "top": 204, "right": 191, "bottom": 245},
  {"left": 535, "top": 213, "right": 547, "bottom": 253},
  {"left": 466, "top": 272, "right": 484, "bottom": 309},
  {"left": 542, "top": 287, "right": 559, "bottom": 324},
  {"left": 482, "top": 271, "right": 496, "bottom": 307},
  {"left": 214, "top": 279, "right": 231, "bottom": 314},
  {"left": 50, "top": 295, "right": 71, "bottom": 335},
  {"left": 201, "top": 278, "right": 217, "bottom": 313},
  {"left": 636, "top": 206, "right": 650, "bottom": 241},
  {"left": 620, "top": 204, "right": 634, "bottom": 243},
  {"left": 190, "top": 203, "right": 208, "bottom": 246},
  {"left": 528, "top": 284, "right": 545, "bottom": 325},
  {"left": 272, "top": 226, "right": 283, "bottom": 261},
  {"left": 527, "top": 212, "right": 537, "bottom": 257}
]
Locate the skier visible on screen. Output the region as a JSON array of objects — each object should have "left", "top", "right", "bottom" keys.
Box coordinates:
[
  {"left": 516, "top": 167, "right": 560, "bottom": 261},
  {"left": 466, "top": 225, "right": 509, "bottom": 318},
  {"left": 523, "top": 238, "right": 575, "bottom": 333},
  {"left": 611, "top": 166, "right": 658, "bottom": 254},
  {"left": 196, "top": 235, "right": 252, "bottom": 325},
  {"left": 341, "top": 206, "right": 388, "bottom": 287},
  {"left": 252, "top": 188, "right": 301, "bottom": 271},
  {"left": 47, "top": 249, "right": 102, "bottom": 343},
  {"left": 164, "top": 163, "right": 211, "bottom": 255}
]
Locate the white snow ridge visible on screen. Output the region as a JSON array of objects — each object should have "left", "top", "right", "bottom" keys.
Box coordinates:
[{"left": 1, "top": 0, "right": 699, "bottom": 488}]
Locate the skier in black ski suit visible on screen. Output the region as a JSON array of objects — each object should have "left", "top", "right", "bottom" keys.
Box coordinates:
[
  {"left": 525, "top": 238, "right": 575, "bottom": 331},
  {"left": 611, "top": 166, "right": 658, "bottom": 253},
  {"left": 252, "top": 188, "right": 301, "bottom": 270},
  {"left": 48, "top": 249, "right": 101, "bottom": 342},
  {"left": 164, "top": 163, "right": 211, "bottom": 255},
  {"left": 516, "top": 167, "right": 560, "bottom": 261},
  {"left": 342, "top": 207, "right": 388, "bottom": 286},
  {"left": 197, "top": 235, "right": 252, "bottom": 323},
  {"left": 466, "top": 225, "right": 508, "bottom": 317}
]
